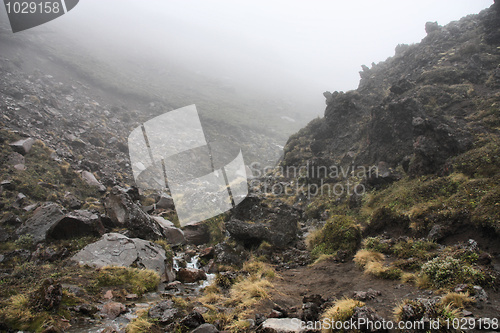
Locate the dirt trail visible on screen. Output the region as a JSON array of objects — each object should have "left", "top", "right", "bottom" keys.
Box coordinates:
[{"left": 260, "top": 258, "right": 500, "bottom": 321}]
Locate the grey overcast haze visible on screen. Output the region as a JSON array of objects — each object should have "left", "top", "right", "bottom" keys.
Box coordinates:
[{"left": 3, "top": 0, "right": 495, "bottom": 111}]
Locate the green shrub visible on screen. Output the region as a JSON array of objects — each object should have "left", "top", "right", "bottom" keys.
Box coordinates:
[
  {"left": 307, "top": 215, "right": 361, "bottom": 259},
  {"left": 421, "top": 256, "right": 486, "bottom": 288}
]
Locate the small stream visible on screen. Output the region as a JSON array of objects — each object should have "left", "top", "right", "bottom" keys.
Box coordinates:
[{"left": 67, "top": 253, "right": 215, "bottom": 333}]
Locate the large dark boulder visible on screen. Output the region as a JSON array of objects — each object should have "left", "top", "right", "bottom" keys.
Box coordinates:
[
  {"left": 177, "top": 267, "right": 207, "bottom": 283},
  {"left": 104, "top": 186, "right": 163, "bottom": 239},
  {"left": 227, "top": 195, "right": 300, "bottom": 248},
  {"left": 17, "top": 203, "right": 106, "bottom": 243},
  {"left": 49, "top": 210, "right": 105, "bottom": 239},
  {"left": 16, "top": 203, "right": 65, "bottom": 244}
]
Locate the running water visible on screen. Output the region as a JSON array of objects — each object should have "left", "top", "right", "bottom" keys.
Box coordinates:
[{"left": 67, "top": 252, "right": 215, "bottom": 333}]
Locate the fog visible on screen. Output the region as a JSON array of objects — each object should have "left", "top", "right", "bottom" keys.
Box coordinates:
[{"left": 3, "top": 0, "right": 494, "bottom": 113}]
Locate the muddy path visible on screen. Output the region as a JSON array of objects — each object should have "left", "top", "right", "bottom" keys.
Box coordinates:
[{"left": 260, "top": 258, "right": 500, "bottom": 321}]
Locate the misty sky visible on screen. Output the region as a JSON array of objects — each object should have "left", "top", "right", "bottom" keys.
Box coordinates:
[{"left": 9, "top": 0, "right": 495, "bottom": 107}]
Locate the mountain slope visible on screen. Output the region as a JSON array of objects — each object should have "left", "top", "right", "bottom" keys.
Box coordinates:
[{"left": 283, "top": 2, "right": 500, "bottom": 178}]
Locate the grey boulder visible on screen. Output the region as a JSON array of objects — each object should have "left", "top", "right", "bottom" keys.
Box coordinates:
[
  {"left": 150, "top": 216, "right": 185, "bottom": 246},
  {"left": 16, "top": 202, "right": 65, "bottom": 243},
  {"left": 71, "top": 233, "right": 175, "bottom": 282},
  {"left": 16, "top": 203, "right": 105, "bottom": 243}
]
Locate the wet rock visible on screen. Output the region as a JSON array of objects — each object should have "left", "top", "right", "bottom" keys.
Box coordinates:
[
  {"left": 199, "top": 247, "right": 215, "bottom": 260},
  {"left": 179, "top": 311, "right": 205, "bottom": 329},
  {"left": 101, "top": 301, "right": 127, "bottom": 320},
  {"left": 148, "top": 300, "right": 179, "bottom": 324},
  {"left": 16, "top": 202, "right": 65, "bottom": 244},
  {"left": 30, "top": 278, "right": 62, "bottom": 311},
  {"left": 191, "top": 323, "right": 219, "bottom": 333},
  {"left": 177, "top": 267, "right": 207, "bottom": 283},
  {"left": 81, "top": 171, "right": 106, "bottom": 192},
  {"left": 71, "top": 233, "right": 175, "bottom": 282},
  {"left": 183, "top": 221, "right": 211, "bottom": 245},
  {"left": 10, "top": 138, "right": 34, "bottom": 155},
  {"left": 49, "top": 210, "right": 105, "bottom": 239},
  {"left": 258, "top": 318, "right": 304, "bottom": 333},
  {"left": 150, "top": 216, "right": 186, "bottom": 246},
  {"left": 203, "top": 259, "right": 218, "bottom": 274},
  {"left": 104, "top": 186, "right": 163, "bottom": 239}
]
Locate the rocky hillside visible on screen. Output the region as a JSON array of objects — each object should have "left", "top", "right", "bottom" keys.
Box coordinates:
[
  {"left": 284, "top": 2, "right": 500, "bottom": 177},
  {"left": 281, "top": 1, "right": 500, "bottom": 238}
]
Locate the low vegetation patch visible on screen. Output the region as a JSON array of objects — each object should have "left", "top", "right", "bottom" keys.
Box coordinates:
[
  {"left": 306, "top": 215, "right": 361, "bottom": 259},
  {"left": 126, "top": 309, "right": 155, "bottom": 333},
  {"left": 439, "top": 292, "right": 473, "bottom": 308},
  {"left": 95, "top": 266, "right": 160, "bottom": 295},
  {"left": 321, "top": 298, "right": 365, "bottom": 333},
  {"left": 420, "top": 256, "right": 490, "bottom": 289},
  {"left": 353, "top": 249, "right": 385, "bottom": 268},
  {"left": 198, "top": 258, "right": 277, "bottom": 331}
]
